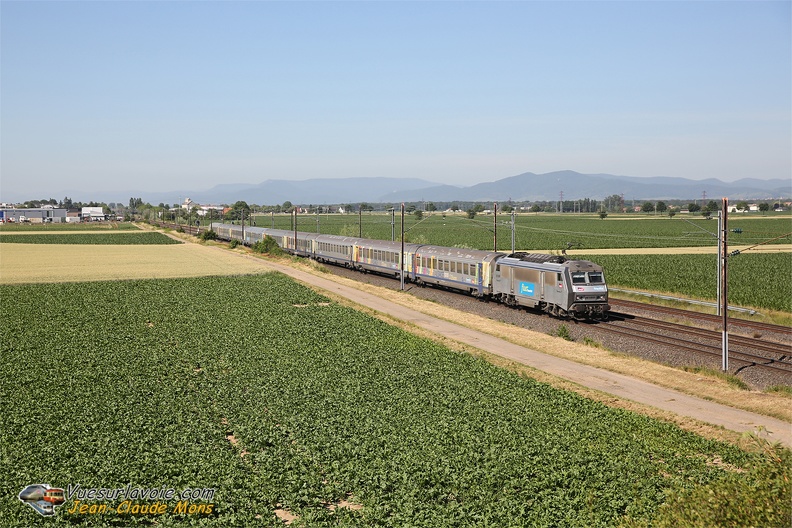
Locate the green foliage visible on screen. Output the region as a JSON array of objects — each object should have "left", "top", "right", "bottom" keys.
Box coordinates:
[
  {"left": 228, "top": 238, "right": 239, "bottom": 248},
  {"left": 766, "top": 385, "right": 792, "bottom": 396},
  {"left": 583, "top": 337, "right": 604, "bottom": 349},
  {"left": 199, "top": 229, "right": 218, "bottom": 241},
  {"left": 251, "top": 235, "right": 284, "bottom": 255},
  {"left": 0, "top": 223, "right": 139, "bottom": 231},
  {"left": 581, "top": 253, "right": 792, "bottom": 312},
  {"left": 641, "top": 437, "right": 791, "bottom": 528},
  {"left": 0, "top": 275, "right": 765, "bottom": 526},
  {"left": 555, "top": 324, "right": 573, "bottom": 341},
  {"left": 0, "top": 232, "right": 180, "bottom": 245}
]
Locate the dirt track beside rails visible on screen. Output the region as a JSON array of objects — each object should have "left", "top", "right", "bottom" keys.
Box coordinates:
[{"left": 210, "top": 244, "right": 791, "bottom": 448}]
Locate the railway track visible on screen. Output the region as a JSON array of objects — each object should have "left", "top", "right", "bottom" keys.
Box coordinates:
[
  {"left": 602, "top": 312, "right": 792, "bottom": 377},
  {"left": 608, "top": 298, "right": 791, "bottom": 338}
]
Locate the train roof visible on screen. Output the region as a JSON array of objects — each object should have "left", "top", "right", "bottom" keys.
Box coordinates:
[
  {"left": 416, "top": 245, "right": 503, "bottom": 262},
  {"left": 505, "top": 252, "right": 567, "bottom": 264},
  {"left": 354, "top": 239, "right": 423, "bottom": 252}
]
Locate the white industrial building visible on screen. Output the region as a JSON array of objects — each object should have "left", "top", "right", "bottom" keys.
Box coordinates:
[{"left": 81, "top": 207, "right": 107, "bottom": 221}]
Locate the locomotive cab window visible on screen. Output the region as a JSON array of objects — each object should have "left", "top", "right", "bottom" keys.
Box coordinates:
[
  {"left": 571, "top": 272, "right": 587, "bottom": 284},
  {"left": 588, "top": 272, "right": 604, "bottom": 284}
]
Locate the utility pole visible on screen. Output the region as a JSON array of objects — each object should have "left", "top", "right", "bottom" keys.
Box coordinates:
[
  {"left": 293, "top": 209, "right": 297, "bottom": 252},
  {"left": 493, "top": 202, "right": 498, "bottom": 251},
  {"left": 359, "top": 205, "right": 362, "bottom": 238},
  {"left": 717, "top": 210, "right": 722, "bottom": 316},
  {"left": 511, "top": 209, "right": 516, "bottom": 254},
  {"left": 720, "top": 198, "right": 729, "bottom": 371},
  {"left": 400, "top": 203, "right": 405, "bottom": 291},
  {"left": 390, "top": 208, "right": 395, "bottom": 242}
]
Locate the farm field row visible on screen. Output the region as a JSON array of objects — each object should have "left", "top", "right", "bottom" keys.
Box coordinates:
[
  {"left": 0, "top": 232, "right": 179, "bottom": 244},
  {"left": 0, "top": 222, "right": 139, "bottom": 231},
  {"left": 0, "top": 243, "right": 269, "bottom": 284},
  {"left": 2, "top": 274, "right": 785, "bottom": 526}
]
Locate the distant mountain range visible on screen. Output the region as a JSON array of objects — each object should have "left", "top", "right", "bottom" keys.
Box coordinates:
[{"left": 43, "top": 171, "right": 792, "bottom": 206}]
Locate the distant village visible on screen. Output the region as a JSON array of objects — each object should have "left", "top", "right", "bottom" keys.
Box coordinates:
[{"left": 0, "top": 195, "right": 788, "bottom": 224}]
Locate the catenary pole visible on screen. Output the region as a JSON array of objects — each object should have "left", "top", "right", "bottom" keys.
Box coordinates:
[
  {"left": 493, "top": 202, "right": 497, "bottom": 251},
  {"left": 717, "top": 210, "right": 722, "bottom": 316},
  {"left": 721, "top": 198, "right": 729, "bottom": 371},
  {"left": 400, "top": 203, "right": 405, "bottom": 291},
  {"left": 511, "top": 209, "right": 516, "bottom": 254}
]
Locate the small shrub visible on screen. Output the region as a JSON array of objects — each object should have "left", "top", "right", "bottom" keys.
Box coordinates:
[
  {"left": 199, "top": 229, "right": 218, "bottom": 241},
  {"left": 582, "top": 337, "right": 602, "bottom": 348},
  {"left": 251, "top": 235, "right": 284, "bottom": 255},
  {"left": 228, "top": 239, "right": 239, "bottom": 249},
  {"left": 555, "top": 324, "right": 573, "bottom": 341}
]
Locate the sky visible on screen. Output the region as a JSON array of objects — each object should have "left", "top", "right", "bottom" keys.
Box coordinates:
[{"left": 1, "top": 0, "right": 790, "bottom": 203}]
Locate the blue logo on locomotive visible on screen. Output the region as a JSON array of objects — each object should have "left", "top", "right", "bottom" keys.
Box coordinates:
[{"left": 519, "top": 282, "right": 535, "bottom": 296}]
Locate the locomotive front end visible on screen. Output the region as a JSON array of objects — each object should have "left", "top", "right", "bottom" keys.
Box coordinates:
[{"left": 566, "top": 262, "right": 610, "bottom": 319}]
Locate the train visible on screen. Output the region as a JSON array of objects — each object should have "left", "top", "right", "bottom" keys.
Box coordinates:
[{"left": 211, "top": 222, "right": 610, "bottom": 320}]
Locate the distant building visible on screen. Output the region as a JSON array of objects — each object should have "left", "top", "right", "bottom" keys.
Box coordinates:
[
  {"left": 0, "top": 208, "right": 67, "bottom": 223},
  {"left": 81, "top": 207, "right": 106, "bottom": 221}
]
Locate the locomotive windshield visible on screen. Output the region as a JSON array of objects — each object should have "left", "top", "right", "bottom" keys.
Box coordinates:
[
  {"left": 588, "top": 272, "right": 604, "bottom": 284},
  {"left": 571, "top": 271, "right": 605, "bottom": 284}
]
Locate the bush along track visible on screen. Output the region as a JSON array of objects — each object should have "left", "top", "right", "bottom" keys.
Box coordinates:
[{"left": 1, "top": 274, "right": 788, "bottom": 526}]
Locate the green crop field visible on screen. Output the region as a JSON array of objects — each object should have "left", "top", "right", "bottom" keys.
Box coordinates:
[
  {"left": 0, "top": 232, "right": 180, "bottom": 245},
  {"left": 246, "top": 212, "right": 792, "bottom": 251},
  {"left": 581, "top": 253, "right": 792, "bottom": 313},
  {"left": 1, "top": 274, "right": 787, "bottom": 526},
  {"left": 0, "top": 222, "right": 139, "bottom": 231}
]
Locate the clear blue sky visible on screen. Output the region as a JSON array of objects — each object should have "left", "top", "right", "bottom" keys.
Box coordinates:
[{"left": 1, "top": 0, "right": 790, "bottom": 202}]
